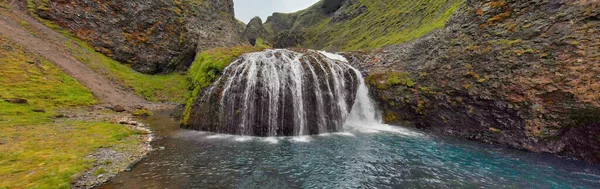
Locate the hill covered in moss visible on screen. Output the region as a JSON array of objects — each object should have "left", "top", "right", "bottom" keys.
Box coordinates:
[{"left": 262, "top": 0, "right": 464, "bottom": 51}]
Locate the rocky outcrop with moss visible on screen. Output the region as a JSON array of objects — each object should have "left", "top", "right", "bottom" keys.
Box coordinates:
[
  {"left": 263, "top": 0, "right": 464, "bottom": 51},
  {"left": 358, "top": 0, "right": 600, "bottom": 163},
  {"left": 181, "top": 45, "right": 265, "bottom": 126},
  {"left": 243, "top": 17, "right": 270, "bottom": 46},
  {"left": 27, "top": 0, "right": 246, "bottom": 74}
]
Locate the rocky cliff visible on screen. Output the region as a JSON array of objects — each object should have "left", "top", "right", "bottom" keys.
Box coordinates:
[
  {"left": 263, "top": 0, "right": 464, "bottom": 51},
  {"left": 358, "top": 0, "right": 600, "bottom": 163},
  {"left": 242, "top": 17, "right": 270, "bottom": 46},
  {"left": 27, "top": 0, "right": 246, "bottom": 74}
]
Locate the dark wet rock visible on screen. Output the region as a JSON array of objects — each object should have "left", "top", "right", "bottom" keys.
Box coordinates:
[
  {"left": 170, "top": 104, "right": 185, "bottom": 119},
  {"left": 359, "top": 0, "right": 600, "bottom": 163},
  {"left": 32, "top": 108, "right": 45, "bottom": 113},
  {"left": 28, "top": 0, "right": 246, "bottom": 74},
  {"left": 243, "top": 17, "right": 270, "bottom": 46},
  {"left": 5, "top": 98, "right": 28, "bottom": 104},
  {"left": 321, "top": 0, "right": 347, "bottom": 14},
  {"left": 54, "top": 114, "right": 66, "bottom": 119},
  {"left": 111, "top": 105, "right": 126, "bottom": 113}
]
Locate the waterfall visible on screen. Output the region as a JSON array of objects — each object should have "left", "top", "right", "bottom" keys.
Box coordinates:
[
  {"left": 318, "top": 51, "right": 382, "bottom": 127},
  {"left": 186, "top": 49, "right": 381, "bottom": 136}
]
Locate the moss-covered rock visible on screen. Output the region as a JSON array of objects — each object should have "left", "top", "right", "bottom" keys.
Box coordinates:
[
  {"left": 181, "top": 45, "right": 265, "bottom": 125},
  {"left": 27, "top": 0, "right": 246, "bottom": 74}
]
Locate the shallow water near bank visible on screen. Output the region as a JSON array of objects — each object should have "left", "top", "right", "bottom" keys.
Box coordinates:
[{"left": 101, "top": 111, "right": 600, "bottom": 188}]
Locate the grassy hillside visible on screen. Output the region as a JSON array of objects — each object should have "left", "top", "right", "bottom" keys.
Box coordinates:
[
  {"left": 0, "top": 36, "right": 140, "bottom": 188},
  {"left": 25, "top": 1, "right": 188, "bottom": 103},
  {"left": 265, "top": 0, "right": 465, "bottom": 51}
]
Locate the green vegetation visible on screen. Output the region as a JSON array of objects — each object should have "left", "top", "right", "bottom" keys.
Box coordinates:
[
  {"left": 386, "top": 72, "right": 415, "bottom": 88},
  {"left": 181, "top": 46, "right": 265, "bottom": 125},
  {"left": 0, "top": 36, "right": 96, "bottom": 124},
  {"left": 267, "top": 0, "right": 464, "bottom": 51},
  {"left": 255, "top": 38, "right": 272, "bottom": 49},
  {"left": 0, "top": 121, "right": 139, "bottom": 189},
  {"left": 133, "top": 109, "right": 153, "bottom": 117},
  {"left": 0, "top": 36, "right": 139, "bottom": 189},
  {"left": 26, "top": 0, "right": 188, "bottom": 103}
]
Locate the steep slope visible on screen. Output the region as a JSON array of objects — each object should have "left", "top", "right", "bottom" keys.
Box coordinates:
[
  {"left": 359, "top": 0, "right": 600, "bottom": 163},
  {"left": 27, "top": 0, "right": 246, "bottom": 74},
  {"left": 0, "top": 27, "right": 141, "bottom": 189},
  {"left": 264, "top": 0, "right": 464, "bottom": 51}
]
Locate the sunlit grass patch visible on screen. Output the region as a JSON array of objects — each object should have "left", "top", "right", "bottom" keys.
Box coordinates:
[{"left": 0, "top": 121, "right": 139, "bottom": 189}]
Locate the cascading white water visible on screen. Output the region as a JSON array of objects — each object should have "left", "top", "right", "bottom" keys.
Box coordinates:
[
  {"left": 318, "top": 51, "right": 382, "bottom": 127},
  {"left": 187, "top": 49, "right": 381, "bottom": 136}
]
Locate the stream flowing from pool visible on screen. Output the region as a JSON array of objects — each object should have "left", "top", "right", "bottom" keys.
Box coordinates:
[{"left": 100, "top": 110, "right": 600, "bottom": 188}]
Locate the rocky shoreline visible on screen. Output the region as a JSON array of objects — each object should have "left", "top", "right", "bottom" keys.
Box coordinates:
[
  {"left": 72, "top": 117, "right": 154, "bottom": 189},
  {"left": 51, "top": 106, "right": 161, "bottom": 189}
]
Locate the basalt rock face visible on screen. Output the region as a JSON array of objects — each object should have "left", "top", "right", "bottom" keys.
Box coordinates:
[
  {"left": 358, "top": 0, "right": 600, "bottom": 163},
  {"left": 28, "top": 0, "right": 246, "bottom": 74},
  {"left": 242, "top": 17, "right": 270, "bottom": 46},
  {"left": 185, "top": 49, "right": 360, "bottom": 137}
]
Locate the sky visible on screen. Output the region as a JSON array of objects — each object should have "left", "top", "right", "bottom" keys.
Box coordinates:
[{"left": 234, "top": 0, "right": 320, "bottom": 24}]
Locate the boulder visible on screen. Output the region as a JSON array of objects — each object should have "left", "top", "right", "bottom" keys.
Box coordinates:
[{"left": 4, "top": 98, "right": 28, "bottom": 104}]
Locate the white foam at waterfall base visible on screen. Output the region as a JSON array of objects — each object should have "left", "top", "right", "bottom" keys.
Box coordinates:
[
  {"left": 233, "top": 136, "right": 254, "bottom": 142},
  {"left": 290, "top": 136, "right": 312, "bottom": 143},
  {"left": 262, "top": 137, "right": 280, "bottom": 144},
  {"left": 317, "top": 51, "right": 425, "bottom": 138},
  {"left": 334, "top": 132, "right": 356, "bottom": 137}
]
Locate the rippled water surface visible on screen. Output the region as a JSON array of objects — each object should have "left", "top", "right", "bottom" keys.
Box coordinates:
[{"left": 101, "top": 112, "right": 600, "bottom": 188}]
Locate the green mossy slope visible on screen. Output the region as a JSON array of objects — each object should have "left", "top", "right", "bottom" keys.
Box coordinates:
[
  {"left": 0, "top": 36, "right": 140, "bottom": 189},
  {"left": 265, "top": 0, "right": 464, "bottom": 51}
]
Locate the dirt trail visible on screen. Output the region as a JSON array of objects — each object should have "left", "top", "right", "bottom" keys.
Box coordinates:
[{"left": 0, "top": 1, "right": 154, "bottom": 109}]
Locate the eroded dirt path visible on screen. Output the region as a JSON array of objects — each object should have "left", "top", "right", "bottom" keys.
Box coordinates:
[{"left": 0, "top": 1, "right": 154, "bottom": 109}]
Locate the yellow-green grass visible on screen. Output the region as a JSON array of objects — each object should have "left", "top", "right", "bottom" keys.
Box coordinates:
[
  {"left": 26, "top": 0, "right": 187, "bottom": 103},
  {"left": 181, "top": 45, "right": 265, "bottom": 125},
  {"left": 0, "top": 36, "right": 140, "bottom": 188},
  {"left": 269, "top": 0, "right": 464, "bottom": 51},
  {"left": 0, "top": 36, "right": 96, "bottom": 124},
  {"left": 254, "top": 38, "right": 272, "bottom": 49},
  {"left": 0, "top": 121, "right": 139, "bottom": 189}
]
